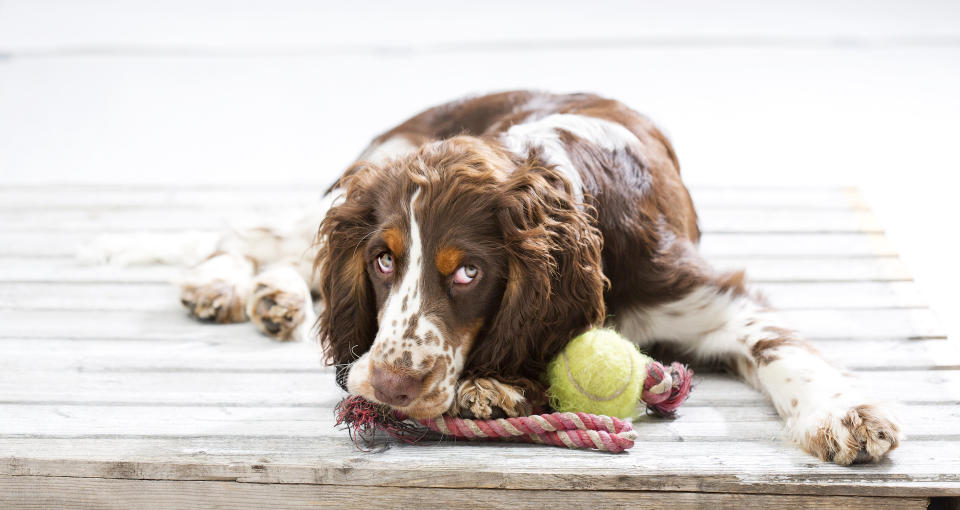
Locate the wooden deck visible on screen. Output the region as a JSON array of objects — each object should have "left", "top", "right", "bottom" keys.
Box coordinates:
[{"left": 1, "top": 185, "right": 958, "bottom": 509}]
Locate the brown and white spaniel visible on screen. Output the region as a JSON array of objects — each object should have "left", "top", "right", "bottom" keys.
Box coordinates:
[{"left": 178, "top": 91, "right": 901, "bottom": 464}]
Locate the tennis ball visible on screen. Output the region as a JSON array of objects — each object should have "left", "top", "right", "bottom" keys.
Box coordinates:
[{"left": 545, "top": 328, "right": 648, "bottom": 419}]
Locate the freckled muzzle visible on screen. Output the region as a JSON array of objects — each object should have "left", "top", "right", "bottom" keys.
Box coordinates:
[
  {"left": 370, "top": 364, "right": 424, "bottom": 407},
  {"left": 346, "top": 336, "right": 458, "bottom": 419}
]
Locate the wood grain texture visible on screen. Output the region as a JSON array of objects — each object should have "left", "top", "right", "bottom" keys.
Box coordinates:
[
  {"left": 2, "top": 438, "right": 958, "bottom": 497},
  {"left": 1, "top": 403, "right": 956, "bottom": 440},
  {"left": 0, "top": 280, "right": 929, "bottom": 311},
  {"left": 0, "top": 369, "right": 954, "bottom": 407},
  {"left": 0, "top": 307, "right": 944, "bottom": 340},
  {"left": 0, "top": 231, "right": 899, "bottom": 258},
  {"left": 0, "top": 185, "right": 866, "bottom": 210},
  {"left": 0, "top": 255, "right": 916, "bottom": 283},
  {"left": 0, "top": 476, "right": 929, "bottom": 510},
  {"left": 2, "top": 337, "right": 954, "bottom": 373},
  {"left": 0, "top": 206, "right": 884, "bottom": 234},
  {"left": 0, "top": 185, "right": 955, "bottom": 503}
]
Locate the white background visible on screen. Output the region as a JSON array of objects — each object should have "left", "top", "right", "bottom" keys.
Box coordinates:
[{"left": 0, "top": 0, "right": 957, "bottom": 339}]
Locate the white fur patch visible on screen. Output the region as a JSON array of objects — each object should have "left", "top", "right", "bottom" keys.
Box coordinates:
[
  {"left": 501, "top": 113, "right": 639, "bottom": 203},
  {"left": 348, "top": 190, "right": 464, "bottom": 414},
  {"left": 614, "top": 284, "right": 899, "bottom": 462},
  {"left": 375, "top": 191, "right": 445, "bottom": 369},
  {"left": 360, "top": 136, "right": 419, "bottom": 164}
]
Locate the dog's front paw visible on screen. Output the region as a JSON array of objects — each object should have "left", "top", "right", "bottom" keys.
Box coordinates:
[
  {"left": 246, "top": 266, "right": 314, "bottom": 341},
  {"left": 794, "top": 403, "right": 902, "bottom": 465},
  {"left": 451, "top": 377, "right": 536, "bottom": 419},
  {"left": 180, "top": 280, "right": 248, "bottom": 323},
  {"left": 179, "top": 252, "right": 254, "bottom": 323}
]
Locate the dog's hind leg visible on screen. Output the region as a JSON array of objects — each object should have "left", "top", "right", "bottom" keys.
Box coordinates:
[{"left": 613, "top": 271, "right": 902, "bottom": 465}]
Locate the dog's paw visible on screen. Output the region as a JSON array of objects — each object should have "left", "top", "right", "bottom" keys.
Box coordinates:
[
  {"left": 794, "top": 403, "right": 902, "bottom": 465},
  {"left": 178, "top": 252, "right": 255, "bottom": 323},
  {"left": 180, "top": 280, "right": 248, "bottom": 323},
  {"left": 451, "top": 377, "right": 534, "bottom": 419},
  {"left": 246, "top": 266, "right": 314, "bottom": 341}
]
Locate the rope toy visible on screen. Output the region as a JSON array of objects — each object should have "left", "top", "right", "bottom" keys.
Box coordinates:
[
  {"left": 335, "top": 328, "right": 694, "bottom": 453},
  {"left": 335, "top": 395, "right": 639, "bottom": 453},
  {"left": 547, "top": 328, "right": 694, "bottom": 418}
]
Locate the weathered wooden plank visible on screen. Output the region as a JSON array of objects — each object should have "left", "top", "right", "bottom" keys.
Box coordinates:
[
  {"left": 1, "top": 337, "right": 955, "bottom": 373},
  {"left": 0, "top": 475, "right": 930, "bottom": 510},
  {"left": 0, "top": 188, "right": 323, "bottom": 209},
  {"left": 0, "top": 282, "right": 177, "bottom": 311},
  {"left": 700, "top": 233, "right": 896, "bottom": 257},
  {"left": 814, "top": 339, "right": 960, "bottom": 371},
  {"left": 710, "top": 256, "right": 912, "bottom": 282},
  {"left": 1, "top": 438, "right": 957, "bottom": 497},
  {"left": 0, "top": 231, "right": 898, "bottom": 258},
  {"left": 0, "top": 308, "right": 942, "bottom": 340},
  {"left": 0, "top": 255, "right": 915, "bottom": 283},
  {"left": 0, "top": 186, "right": 864, "bottom": 210},
  {"left": 0, "top": 403, "right": 955, "bottom": 441},
  {"left": 690, "top": 187, "right": 867, "bottom": 210},
  {"left": 0, "top": 370, "right": 954, "bottom": 407},
  {"left": 0, "top": 207, "right": 883, "bottom": 234},
  {"left": 0, "top": 336, "right": 327, "bottom": 372},
  {"left": 0, "top": 257, "right": 182, "bottom": 283},
  {"left": 0, "top": 280, "right": 929, "bottom": 311},
  {"left": 753, "top": 281, "right": 927, "bottom": 308}
]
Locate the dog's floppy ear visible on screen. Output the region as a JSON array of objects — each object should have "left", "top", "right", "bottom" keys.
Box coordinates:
[
  {"left": 466, "top": 163, "right": 607, "bottom": 380},
  {"left": 316, "top": 163, "right": 382, "bottom": 389}
]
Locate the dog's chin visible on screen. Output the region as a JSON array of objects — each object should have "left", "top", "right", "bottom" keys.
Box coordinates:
[{"left": 397, "top": 399, "right": 450, "bottom": 419}]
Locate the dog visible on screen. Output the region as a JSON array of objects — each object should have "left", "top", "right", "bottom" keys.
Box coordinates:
[{"left": 178, "top": 90, "right": 901, "bottom": 464}]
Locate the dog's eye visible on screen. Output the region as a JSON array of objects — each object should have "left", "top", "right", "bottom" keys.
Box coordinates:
[
  {"left": 376, "top": 252, "right": 394, "bottom": 274},
  {"left": 453, "top": 265, "right": 478, "bottom": 285}
]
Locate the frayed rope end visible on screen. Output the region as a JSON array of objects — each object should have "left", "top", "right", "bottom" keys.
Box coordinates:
[{"left": 641, "top": 361, "right": 694, "bottom": 418}]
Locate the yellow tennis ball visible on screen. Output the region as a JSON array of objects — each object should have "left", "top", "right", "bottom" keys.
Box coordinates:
[{"left": 545, "top": 328, "right": 648, "bottom": 419}]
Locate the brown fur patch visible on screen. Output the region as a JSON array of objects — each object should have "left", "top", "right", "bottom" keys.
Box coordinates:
[
  {"left": 435, "top": 245, "right": 465, "bottom": 275},
  {"left": 383, "top": 227, "right": 404, "bottom": 256},
  {"left": 453, "top": 377, "right": 534, "bottom": 418},
  {"left": 751, "top": 336, "right": 806, "bottom": 366}
]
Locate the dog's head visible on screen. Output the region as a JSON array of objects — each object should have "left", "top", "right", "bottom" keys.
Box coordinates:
[{"left": 317, "top": 136, "right": 606, "bottom": 418}]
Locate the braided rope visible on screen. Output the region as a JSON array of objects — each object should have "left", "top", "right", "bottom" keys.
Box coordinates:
[
  {"left": 335, "top": 360, "right": 693, "bottom": 453},
  {"left": 414, "top": 412, "right": 638, "bottom": 453}
]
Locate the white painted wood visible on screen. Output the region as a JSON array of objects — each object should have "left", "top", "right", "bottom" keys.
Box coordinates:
[
  {"left": 0, "top": 307, "right": 941, "bottom": 340},
  {"left": 0, "top": 186, "right": 863, "bottom": 210},
  {"left": 0, "top": 282, "right": 178, "bottom": 311},
  {"left": 0, "top": 336, "right": 955, "bottom": 374},
  {"left": 710, "top": 256, "right": 912, "bottom": 282},
  {"left": 0, "top": 403, "right": 954, "bottom": 441},
  {"left": 0, "top": 257, "right": 182, "bottom": 282},
  {"left": 0, "top": 476, "right": 931, "bottom": 510},
  {"left": 1, "top": 437, "right": 957, "bottom": 497},
  {"left": 700, "top": 233, "right": 897, "bottom": 257},
  {"left": 0, "top": 370, "right": 952, "bottom": 407},
  {"left": 0, "top": 336, "right": 326, "bottom": 372},
  {"left": 0, "top": 205, "right": 883, "bottom": 234},
  {"left": 0, "top": 188, "right": 323, "bottom": 209},
  {"left": 0, "top": 255, "right": 914, "bottom": 283},
  {"left": 753, "top": 281, "right": 927, "bottom": 308},
  {"left": 0, "top": 280, "right": 928, "bottom": 311}
]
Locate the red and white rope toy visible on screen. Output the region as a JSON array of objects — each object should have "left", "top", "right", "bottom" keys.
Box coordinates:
[
  {"left": 334, "top": 360, "right": 692, "bottom": 453},
  {"left": 418, "top": 410, "right": 639, "bottom": 453}
]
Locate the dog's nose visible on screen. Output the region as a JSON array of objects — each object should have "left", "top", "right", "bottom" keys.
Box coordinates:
[{"left": 370, "top": 365, "right": 423, "bottom": 407}]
